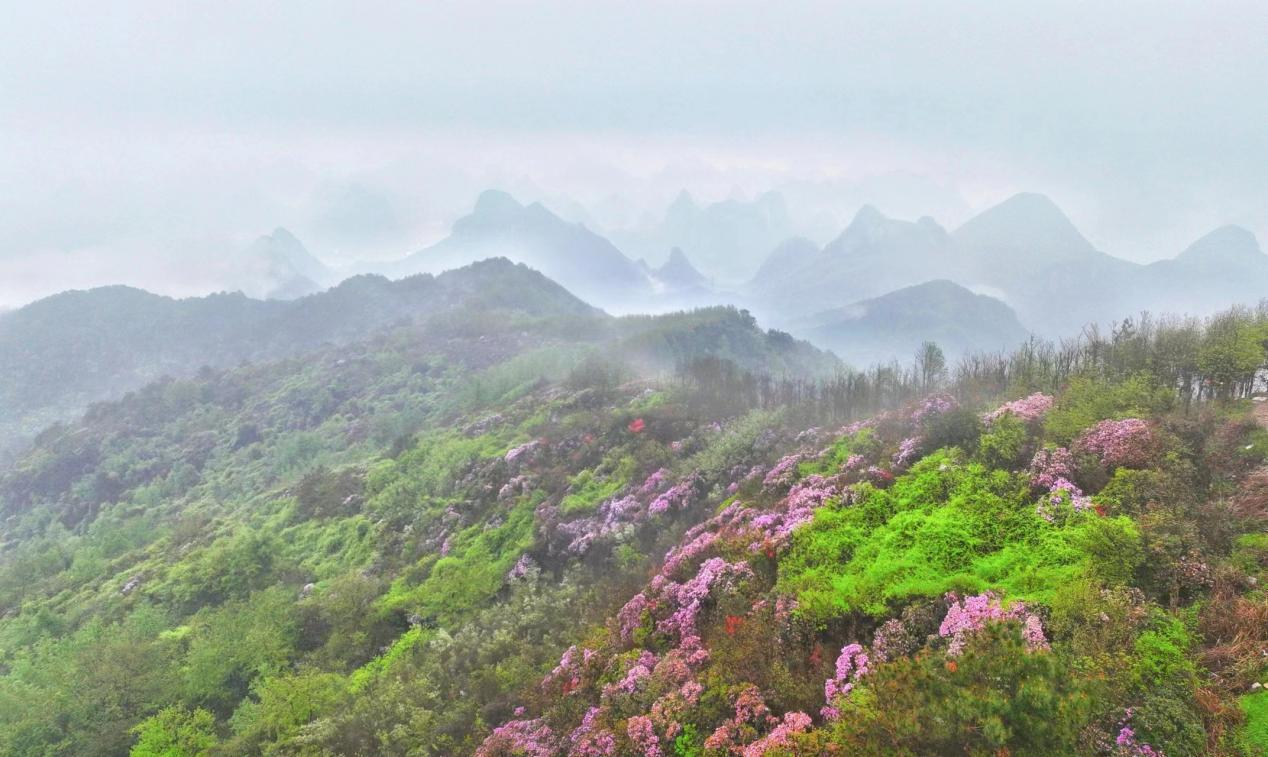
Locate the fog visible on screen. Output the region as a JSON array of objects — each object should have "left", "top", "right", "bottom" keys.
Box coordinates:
[{"left": 2, "top": 0, "right": 1266, "bottom": 307}]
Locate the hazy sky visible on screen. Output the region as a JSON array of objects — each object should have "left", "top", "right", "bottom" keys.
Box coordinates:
[{"left": 2, "top": 0, "right": 1266, "bottom": 306}]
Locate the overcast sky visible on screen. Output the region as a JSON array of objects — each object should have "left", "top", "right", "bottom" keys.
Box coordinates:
[{"left": 1, "top": 0, "right": 1266, "bottom": 306}]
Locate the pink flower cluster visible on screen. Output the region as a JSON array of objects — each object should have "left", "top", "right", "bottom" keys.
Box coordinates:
[
  {"left": 983, "top": 393, "right": 1055, "bottom": 425},
  {"left": 475, "top": 717, "right": 558, "bottom": 757},
  {"left": 939, "top": 592, "right": 1049, "bottom": 656},
  {"left": 893, "top": 436, "right": 923, "bottom": 468},
  {"left": 862, "top": 465, "right": 894, "bottom": 486},
  {"left": 705, "top": 685, "right": 775, "bottom": 752},
  {"left": 763, "top": 453, "right": 804, "bottom": 488},
  {"left": 1074, "top": 418, "right": 1156, "bottom": 469},
  {"left": 569, "top": 707, "right": 616, "bottom": 756},
  {"left": 1036, "top": 479, "right": 1093, "bottom": 521},
  {"left": 550, "top": 467, "right": 706, "bottom": 556},
  {"left": 648, "top": 476, "right": 697, "bottom": 516},
  {"left": 602, "top": 651, "right": 658, "bottom": 699},
  {"left": 1115, "top": 727, "right": 1161, "bottom": 757},
  {"left": 1028, "top": 447, "right": 1076, "bottom": 489},
  {"left": 741, "top": 711, "right": 813, "bottom": 757},
  {"left": 822, "top": 643, "right": 870, "bottom": 719},
  {"left": 1114, "top": 709, "right": 1161, "bottom": 757},
  {"left": 542, "top": 644, "right": 597, "bottom": 694},
  {"left": 748, "top": 475, "right": 839, "bottom": 552},
  {"left": 870, "top": 618, "right": 918, "bottom": 663},
  {"left": 638, "top": 468, "right": 669, "bottom": 496},
  {"left": 1029, "top": 447, "right": 1092, "bottom": 520},
  {"left": 617, "top": 592, "right": 651, "bottom": 643},
  {"left": 654, "top": 557, "right": 754, "bottom": 639},
  {"left": 506, "top": 553, "right": 539, "bottom": 581},
  {"left": 504, "top": 439, "right": 542, "bottom": 464},
  {"left": 912, "top": 393, "right": 959, "bottom": 425},
  {"left": 626, "top": 715, "right": 662, "bottom": 757}
]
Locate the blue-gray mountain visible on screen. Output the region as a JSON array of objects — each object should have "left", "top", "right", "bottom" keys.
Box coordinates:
[{"left": 746, "top": 192, "right": 1267, "bottom": 340}]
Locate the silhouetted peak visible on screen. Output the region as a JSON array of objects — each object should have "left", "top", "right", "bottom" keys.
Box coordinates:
[
  {"left": 472, "top": 189, "right": 524, "bottom": 217},
  {"left": 1176, "top": 225, "right": 1262, "bottom": 264}
]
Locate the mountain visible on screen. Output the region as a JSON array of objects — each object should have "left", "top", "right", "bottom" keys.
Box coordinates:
[
  {"left": 1140, "top": 225, "right": 1268, "bottom": 317},
  {"left": 750, "top": 236, "right": 820, "bottom": 284},
  {"left": 951, "top": 193, "right": 1100, "bottom": 280},
  {"left": 651, "top": 247, "right": 709, "bottom": 292},
  {"left": 745, "top": 206, "right": 956, "bottom": 322},
  {"left": 612, "top": 190, "right": 796, "bottom": 285},
  {"left": 365, "top": 190, "right": 654, "bottom": 309},
  {"left": 248, "top": 227, "right": 333, "bottom": 299},
  {"left": 0, "top": 259, "right": 598, "bottom": 460},
  {"left": 746, "top": 194, "right": 1268, "bottom": 339},
  {"left": 1, "top": 284, "right": 1261, "bottom": 755},
  {"left": 792, "top": 279, "right": 1030, "bottom": 365}
]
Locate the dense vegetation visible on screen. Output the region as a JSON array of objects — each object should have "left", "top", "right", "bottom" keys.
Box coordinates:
[{"left": 1, "top": 282, "right": 1267, "bottom": 755}]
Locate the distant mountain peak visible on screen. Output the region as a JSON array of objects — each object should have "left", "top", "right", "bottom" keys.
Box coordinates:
[
  {"left": 1176, "top": 225, "right": 1262, "bottom": 264},
  {"left": 472, "top": 189, "right": 524, "bottom": 217},
  {"left": 653, "top": 247, "right": 709, "bottom": 290},
  {"left": 953, "top": 192, "right": 1094, "bottom": 263},
  {"left": 669, "top": 190, "right": 697, "bottom": 211}
]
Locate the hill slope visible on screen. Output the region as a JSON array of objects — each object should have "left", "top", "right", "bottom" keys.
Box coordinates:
[
  {"left": 794, "top": 279, "right": 1030, "bottom": 365},
  {"left": 1, "top": 302, "right": 1265, "bottom": 754},
  {"left": 0, "top": 259, "right": 598, "bottom": 460}
]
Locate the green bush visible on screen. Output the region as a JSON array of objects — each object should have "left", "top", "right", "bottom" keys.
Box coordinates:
[
  {"left": 130, "top": 706, "right": 219, "bottom": 757},
  {"left": 812, "top": 625, "right": 1095, "bottom": 754}
]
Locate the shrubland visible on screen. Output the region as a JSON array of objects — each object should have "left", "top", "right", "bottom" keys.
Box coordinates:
[{"left": 1, "top": 299, "right": 1267, "bottom": 755}]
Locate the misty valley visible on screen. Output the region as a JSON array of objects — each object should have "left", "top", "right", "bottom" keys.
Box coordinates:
[
  {"left": 4, "top": 3, "right": 1268, "bottom": 754},
  {"left": 2, "top": 191, "right": 1268, "bottom": 756}
]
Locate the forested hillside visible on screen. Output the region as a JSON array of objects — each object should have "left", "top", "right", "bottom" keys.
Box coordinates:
[
  {"left": 1, "top": 282, "right": 1267, "bottom": 754},
  {"left": 0, "top": 259, "right": 598, "bottom": 463}
]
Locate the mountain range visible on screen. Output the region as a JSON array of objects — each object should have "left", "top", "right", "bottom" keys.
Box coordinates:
[
  {"left": 609, "top": 190, "right": 797, "bottom": 285},
  {"left": 0, "top": 260, "right": 599, "bottom": 461},
  {"left": 740, "top": 192, "right": 1267, "bottom": 343}
]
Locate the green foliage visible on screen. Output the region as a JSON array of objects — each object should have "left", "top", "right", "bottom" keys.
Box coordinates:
[
  {"left": 780, "top": 453, "right": 1096, "bottom": 619},
  {"left": 130, "top": 706, "right": 219, "bottom": 757},
  {"left": 182, "top": 587, "right": 299, "bottom": 713},
  {"left": 1197, "top": 315, "right": 1268, "bottom": 398},
  {"left": 673, "top": 723, "right": 704, "bottom": 756},
  {"left": 380, "top": 498, "right": 537, "bottom": 622},
  {"left": 1045, "top": 373, "right": 1174, "bottom": 444},
  {"left": 1131, "top": 613, "right": 1197, "bottom": 690},
  {"left": 817, "top": 626, "right": 1095, "bottom": 755},
  {"left": 1237, "top": 692, "right": 1268, "bottom": 755},
  {"left": 978, "top": 414, "right": 1032, "bottom": 469},
  {"left": 561, "top": 465, "right": 629, "bottom": 515}
]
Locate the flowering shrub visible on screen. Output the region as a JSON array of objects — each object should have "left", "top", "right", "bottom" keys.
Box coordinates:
[
  {"left": 740, "top": 711, "right": 812, "bottom": 757},
  {"left": 504, "top": 440, "right": 542, "bottom": 464},
  {"left": 542, "top": 645, "right": 597, "bottom": 694},
  {"left": 648, "top": 476, "right": 696, "bottom": 515},
  {"left": 506, "top": 553, "right": 539, "bottom": 581},
  {"left": 762, "top": 453, "right": 804, "bottom": 488},
  {"left": 626, "top": 715, "right": 662, "bottom": 756},
  {"left": 1029, "top": 446, "right": 1077, "bottom": 490},
  {"left": 1075, "top": 418, "right": 1156, "bottom": 469},
  {"left": 569, "top": 708, "right": 616, "bottom": 756},
  {"left": 938, "top": 592, "right": 1048, "bottom": 656},
  {"left": 870, "top": 618, "right": 918, "bottom": 663},
  {"left": 822, "top": 643, "right": 870, "bottom": 719},
  {"left": 983, "top": 393, "right": 1055, "bottom": 426},
  {"left": 654, "top": 557, "right": 754, "bottom": 639},
  {"left": 893, "top": 436, "right": 923, "bottom": 468},
  {"left": 475, "top": 717, "right": 559, "bottom": 756},
  {"left": 912, "top": 393, "right": 959, "bottom": 425},
  {"left": 603, "top": 650, "right": 658, "bottom": 699}
]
